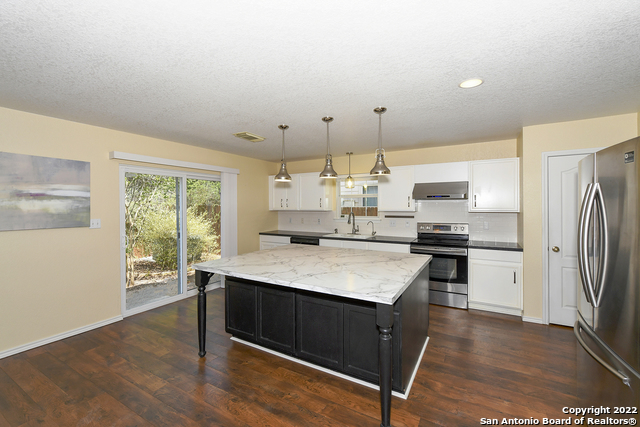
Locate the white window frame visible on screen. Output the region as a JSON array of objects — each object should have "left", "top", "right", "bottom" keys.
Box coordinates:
[
  {"left": 334, "top": 174, "right": 380, "bottom": 220},
  {"left": 114, "top": 151, "right": 238, "bottom": 318}
]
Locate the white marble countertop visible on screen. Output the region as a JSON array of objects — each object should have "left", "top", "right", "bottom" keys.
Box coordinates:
[{"left": 193, "top": 245, "right": 431, "bottom": 305}]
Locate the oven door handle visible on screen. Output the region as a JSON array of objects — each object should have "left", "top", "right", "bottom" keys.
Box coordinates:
[{"left": 410, "top": 247, "right": 467, "bottom": 256}]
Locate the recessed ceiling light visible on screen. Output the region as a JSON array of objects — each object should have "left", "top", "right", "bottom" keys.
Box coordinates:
[
  {"left": 233, "top": 131, "right": 265, "bottom": 142},
  {"left": 459, "top": 78, "right": 483, "bottom": 89}
]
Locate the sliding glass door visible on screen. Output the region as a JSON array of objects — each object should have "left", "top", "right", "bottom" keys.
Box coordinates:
[
  {"left": 120, "top": 166, "right": 220, "bottom": 315},
  {"left": 186, "top": 178, "right": 221, "bottom": 291}
]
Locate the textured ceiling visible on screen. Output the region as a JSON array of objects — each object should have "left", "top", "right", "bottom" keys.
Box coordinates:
[{"left": 1, "top": 1, "right": 639, "bottom": 162}]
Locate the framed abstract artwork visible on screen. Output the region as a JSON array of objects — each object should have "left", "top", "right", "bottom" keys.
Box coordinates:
[{"left": 0, "top": 152, "right": 90, "bottom": 231}]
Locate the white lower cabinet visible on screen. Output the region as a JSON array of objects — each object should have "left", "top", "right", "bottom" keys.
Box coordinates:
[
  {"left": 319, "top": 239, "right": 409, "bottom": 253},
  {"left": 366, "top": 242, "right": 410, "bottom": 253},
  {"left": 468, "top": 249, "right": 522, "bottom": 317},
  {"left": 259, "top": 235, "right": 291, "bottom": 250}
]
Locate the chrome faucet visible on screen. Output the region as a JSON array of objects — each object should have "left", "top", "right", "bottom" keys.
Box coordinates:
[
  {"left": 367, "top": 221, "right": 376, "bottom": 236},
  {"left": 347, "top": 211, "right": 359, "bottom": 234}
]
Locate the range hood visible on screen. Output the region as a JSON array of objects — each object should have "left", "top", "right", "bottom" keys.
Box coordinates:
[{"left": 412, "top": 181, "right": 468, "bottom": 200}]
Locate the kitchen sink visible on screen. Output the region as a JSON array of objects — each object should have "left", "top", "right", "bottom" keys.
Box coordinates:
[{"left": 322, "top": 233, "right": 373, "bottom": 240}]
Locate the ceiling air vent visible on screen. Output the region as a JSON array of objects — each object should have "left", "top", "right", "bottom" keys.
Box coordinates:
[{"left": 233, "top": 132, "right": 265, "bottom": 142}]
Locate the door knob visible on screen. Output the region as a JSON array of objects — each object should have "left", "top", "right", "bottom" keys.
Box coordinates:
[{"left": 552, "top": 246, "right": 560, "bottom": 252}]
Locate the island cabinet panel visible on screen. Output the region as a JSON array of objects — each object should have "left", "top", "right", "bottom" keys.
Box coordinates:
[
  {"left": 257, "top": 286, "right": 296, "bottom": 355},
  {"left": 343, "top": 303, "right": 402, "bottom": 391},
  {"left": 295, "top": 293, "right": 344, "bottom": 371},
  {"left": 222, "top": 267, "right": 430, "bottom": 394},
  {"left": 225, "top": 279, "right": 257, "bottom": 341}
]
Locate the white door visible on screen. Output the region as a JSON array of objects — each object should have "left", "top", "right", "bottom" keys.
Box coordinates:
[{"left": 547, "top": 154, "right": 587, "bottom": 326}]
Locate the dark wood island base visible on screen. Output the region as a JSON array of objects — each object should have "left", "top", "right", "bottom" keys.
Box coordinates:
[{"left": 195, "top": 266, "right": 429, "bottom": 427}]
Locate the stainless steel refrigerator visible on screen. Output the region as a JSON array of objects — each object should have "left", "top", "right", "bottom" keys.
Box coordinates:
[{"left": 575, "top": 136, "right": 640, "bottom": 417}]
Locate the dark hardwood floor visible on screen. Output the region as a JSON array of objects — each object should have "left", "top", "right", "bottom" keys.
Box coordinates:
[{"left": 0, "top": 289, "right": 577, "bottom": 426}]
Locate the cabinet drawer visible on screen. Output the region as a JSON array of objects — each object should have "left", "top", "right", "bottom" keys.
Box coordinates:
[
  {"left": 468, "top": 248, "right": 522, "bottom": 263},
  {"left": 367, "top": 242, "right": 410, "bottom": 253}
]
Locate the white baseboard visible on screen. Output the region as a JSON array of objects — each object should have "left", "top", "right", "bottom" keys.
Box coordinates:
[
  {"left": 0, "top": 315, "right": 123, "bottom": 360},
  {"left": 522, "top": 316, "right": 545, "bottom": 324},
  {"left": 230, "top": 336, "right": 429, "bottom": 400},
  {"left": 468, "top": 302, "right": 522, "bottom": 317}
]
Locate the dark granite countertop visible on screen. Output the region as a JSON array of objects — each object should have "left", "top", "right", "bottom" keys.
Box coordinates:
[
  {"left": 261, "top": 231, "right": 522, "bottom": 250},
  {"left": 260, "top": 230, "right": 415, "bottom": 245},
  {"left": 468, "top": 240, "right": 523, "bottom": 252},
  {"left": 260, "top": 230, "right": 327, "bottom": 238}
]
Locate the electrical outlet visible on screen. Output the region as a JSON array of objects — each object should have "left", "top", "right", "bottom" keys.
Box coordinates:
[
  {"left": 301, "top": 218, "right": 304, "bottom": 224},
  {"left": 90, "top": 219, "right": 101, "bottom": 229},
  {"left": 317, "top": 218, "right": 321, "bottom": 225},
  {"left": 405, "top": 221, "right": 410, "bottom": 228},
  {"left": 289, "top": 217, "right": 292, "bottom": 223},
  {"left": 483, "top": 221, "right": 490, "bottom": 230},
  {"left": 390, "top": 220, "right": 396, "bottom": 227}
]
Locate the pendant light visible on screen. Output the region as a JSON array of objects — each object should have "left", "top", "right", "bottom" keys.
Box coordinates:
[
  {"left": 274, "top": 124, "right": 292, "bottom": 182},
  {"left": 370, "top": 106, "right": 391, "bottom": 175},
  {"left": 319, "top": 116, "right": 338, "bottom": 178},
  {"left": 345, "top": 152, "right": 355, "bottom": 189}
]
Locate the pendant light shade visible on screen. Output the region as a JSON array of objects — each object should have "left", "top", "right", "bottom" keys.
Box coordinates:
[
  {"left": 319, "top": 117, "right": 338, "bottom": 178},
  {"left": 274, "top": 124, "right": 292, "bottom": 182},
  {"left": 370, "top": 106, "right": 391, "bottom": 175},
  {"left": 345, "top": 152, "right": 355, "bottom": 189}
]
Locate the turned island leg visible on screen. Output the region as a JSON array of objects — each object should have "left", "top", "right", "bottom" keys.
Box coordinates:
[
  {"left": 196, "top": 270, "right": 213, "bottom": 357},
  {"left": 376, "top": 303, "right": 394, "bottom": 427}
]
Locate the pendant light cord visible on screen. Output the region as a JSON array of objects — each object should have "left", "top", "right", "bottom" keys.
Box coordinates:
[
  {"left": 378, "top": 113, "right": 382, "bottom": 153},
  {"left": 281, "top": 127, "right": 285, "bottom": 162},
  {"left": 326, "top": 121, "right": 331, "bottom": 157}
]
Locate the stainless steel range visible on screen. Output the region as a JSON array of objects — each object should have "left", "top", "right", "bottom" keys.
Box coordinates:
[{"left": 410, "top": 222, "right": 468, "bottom": 309}]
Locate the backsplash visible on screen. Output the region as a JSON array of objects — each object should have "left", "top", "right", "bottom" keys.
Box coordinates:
[{"left": 277, "top": 200, "right": 518, "bottom": 242}]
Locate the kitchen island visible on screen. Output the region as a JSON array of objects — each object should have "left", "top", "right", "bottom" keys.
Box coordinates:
[{"left": 193, "top": 244, "right": 431, "bottom": 427}]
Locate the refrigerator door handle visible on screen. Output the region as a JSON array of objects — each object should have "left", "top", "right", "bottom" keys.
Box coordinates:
[
  {"left": 574, "top": 319, "right": 632, "bottom": 387},
  {"left": 592, "top": 183, "right": 609, "bottom": 307},
  {"left": 577, "top": 183, "right": 598, "bottom": 305}
]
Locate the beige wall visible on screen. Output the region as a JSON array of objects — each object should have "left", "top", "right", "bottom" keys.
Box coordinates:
[
  {"left": 0, "top": 107, "right": 277, "bottom": 354},
  {"left": 520, "top": 113, "right": 639, "bottom": 319},
  {"left": 284, "top": 138, "right": 518, "bottom": 175}
]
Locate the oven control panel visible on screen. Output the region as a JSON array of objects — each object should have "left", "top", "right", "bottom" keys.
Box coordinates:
[{"left": 417, "top": 222, "right": 468, "bottom": 235}]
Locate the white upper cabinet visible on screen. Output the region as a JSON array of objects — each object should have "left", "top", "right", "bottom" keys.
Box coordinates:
[
  {"left": 298, "top": 173, "right": 334, "bottom": 211},
  {"left": 269, "top": 173, "right": 333, "bottom": 211},
  {"left": 468, "top": 158, "right": 520, "bottom": 212},
  {"left": 377, "top": 166, "right": 416, "bottom": 212},
  {"left": 269, "top": 175, "right": 299, "bottom": 210},
  {"left": 414, "top": 161, "right": 469, "bottom": 183}
]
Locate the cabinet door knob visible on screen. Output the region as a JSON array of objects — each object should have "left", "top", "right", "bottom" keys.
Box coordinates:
[{"left": 552, "top": 246, "right": 560, "bottom": 252}]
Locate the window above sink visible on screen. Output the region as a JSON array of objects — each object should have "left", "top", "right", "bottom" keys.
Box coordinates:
[{"left": 337, "top": 175, "right": 379, "bottom": 220}]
